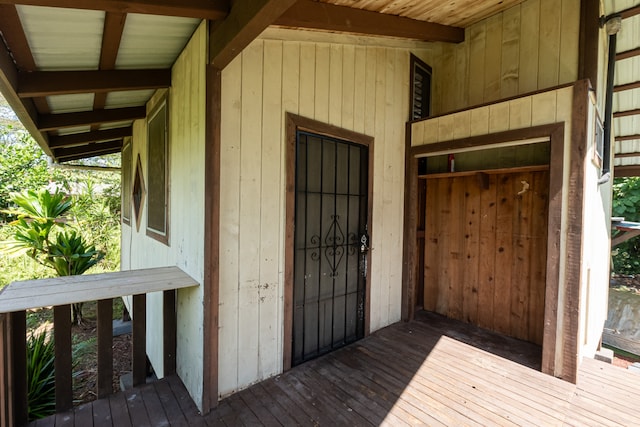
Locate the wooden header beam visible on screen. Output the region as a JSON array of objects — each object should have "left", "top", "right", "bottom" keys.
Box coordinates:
[
  {"left": 275, "top": 0, "right": 465, "bottom": 43},
  {"left": 48, "top": 126, "right": 132, "bottom": 148},
  {"left": 18, "top": 69, "right": 171, "bottom": 97},
  {"left": 57, "top": 147, "right": 122, "bottom": 163},
  {"left": 210, "top": 0, "right": 297, "bottom": 69},
  {"left": 614, "top": 108, "right": 640, "bottom": 118},
  {"left": 0, "top": 0, "right": 229, "bottom": 20},
  {"left": 615, "top": 165, "right": 640, "bottom": 177},
  {"left": 615, "top": 134, "right": 640, "bottom": 142},
  {"left": 54, "top": 139, "right": 122, "bottom": 160},
  {"left": 614, "top": 151, "right": 640, "bottom": 159},
  {"left": 614, "top": 80, "right": 640, "bottom": 92},
  {"left": 617, "top": 47, "right": 640, "bottom": 61},
  {"left": 38, "top": 106, "right": 145, "bottom": 131},
  {"left": 619, "top": 4, "right": 640, "bottom": 19}
]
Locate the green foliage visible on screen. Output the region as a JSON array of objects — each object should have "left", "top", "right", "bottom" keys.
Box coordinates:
[
  {"left": 26, "top": 331, "right": 56, "bottom": 420},
  {"left": 612, "top": 177, "right": 640, "bottom": 274}
]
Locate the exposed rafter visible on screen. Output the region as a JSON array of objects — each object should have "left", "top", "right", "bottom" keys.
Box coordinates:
[
  {"left": 614, "top": 109, "right": 640, "bottom": 118},
  {"left": 615, "top": 134, "right": 640, "bottom": 142},
  {"left": 275, "top": 0, "right": 465, "bottom": 43},
  {"left": 18, "top": 69, "right": 171, "bottom": 97},
  {"left": 614, "top": 152, "right": 640, "bottom": 159},
  {"left": 38, "top": 106, "right": 145, "bottom": 131},
  {"left": 0, "top": 0, "right": 229, "bottom": 20},
  {"left": 617, "top": 47, "right": 640, "bottom": 61},
  {"left": 210, "top": 0, "right": 297, "bottom": 69},
  {"left": 48, "top": 127, "right": 132, "bottom": 149},
  {"left": 614, "top": 81, "right": 640, "bottom": 92},
  {"left": 619, "top": 3, "right": 640, "bottom": 19},
  {"left": 54, "top": 139, "right": 123, "bottom": 161}
]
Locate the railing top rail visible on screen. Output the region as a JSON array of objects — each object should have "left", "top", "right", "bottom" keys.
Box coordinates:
[{"left": 0, "top": 266, "right": 199, "bottom": 313}]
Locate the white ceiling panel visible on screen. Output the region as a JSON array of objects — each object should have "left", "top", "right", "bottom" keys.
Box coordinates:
[
  {"left": 16, "top": 5, "right": 104, "bottom": 70},
  {"left": 104, "top": 89, "right": 156, "bottom": 109},
  {"left": 99, "top": 121, "right": 134, "bottom": 130},
  {"left": 47, "top": 93, "right": 95, "bottom": 114},
  {"left": 115, "top": 14, "right": 201, "bottom": 69},
  {"left": 56, "top": 126, "right": 91, "bottom": 136}
]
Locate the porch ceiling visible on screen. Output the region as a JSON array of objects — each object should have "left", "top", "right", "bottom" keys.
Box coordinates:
[{"left": 608, "top": 1, "right": 640, "bottom": 177}]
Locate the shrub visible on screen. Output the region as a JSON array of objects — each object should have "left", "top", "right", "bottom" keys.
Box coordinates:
[{"left": 26, "top": 331, "right": 56, "bottom": 420}]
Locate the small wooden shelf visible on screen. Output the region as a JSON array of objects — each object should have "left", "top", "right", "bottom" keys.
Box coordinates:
[{"left": 418, "top": 164, "right": 549, "bottom": 179}]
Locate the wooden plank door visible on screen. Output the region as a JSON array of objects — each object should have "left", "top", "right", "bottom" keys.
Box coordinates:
[
  {"left": 424, "top": 169, "right": 549, "bottom": 345},
  {"left": 292, "top": 132, "right": 368, "bottom": 365}
]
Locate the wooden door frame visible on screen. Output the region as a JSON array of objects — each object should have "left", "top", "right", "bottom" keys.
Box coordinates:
[
  {"left": 402, "top": 122, "right": 566, "bottom": 379},
  {"left": 283, "top": 113, "right": 374, "bottom": 371}
]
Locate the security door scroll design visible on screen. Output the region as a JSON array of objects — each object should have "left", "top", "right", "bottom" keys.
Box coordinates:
[{"left": 293, "top": 131, "right": 368, "bottom": 366}]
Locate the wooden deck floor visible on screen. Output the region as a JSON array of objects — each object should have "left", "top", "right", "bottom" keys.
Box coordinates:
[{"left": 30, "top": 312, "right": 640, "bottom": 426}]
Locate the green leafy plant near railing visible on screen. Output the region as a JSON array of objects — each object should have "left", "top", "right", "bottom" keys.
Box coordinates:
[
  {"left": 1, "top": 189, "right": 105, "bottom": 323},
  {"left": 26, "top": 331, "right": 56, "bottom": 420},
  {"left": 613, "top": 177, "right": 640, "bottom": 274}
]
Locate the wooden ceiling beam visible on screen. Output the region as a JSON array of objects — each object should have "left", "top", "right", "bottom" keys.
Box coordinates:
[
  {"left": 614, "top": 152, "right": 640, "bottom": 159},
  {"left": 56, "top": 146, "right": 123, "bottom": 163},
  {"left": 210, "top": 0, "right": 297, "bottom": 69},
  {"left": 0, "top": 0, "right": 229, "bottom": 20},
  {"left": 617, "top": 47, "right": 640, "bottom": 61},
  {"left": 18, "top": 69, "right": 171, "bottom": 97},
  {"left": 274, "top": 0, "right": 465, "bottom": 43},
  {"left": 614, "top": 80, "right": 640, "bottom": 92},
  {"left": 619, "top": 4, "right": 640, "bottom": 19},
  {"left": 54, "top": 139, "right": 123, "bottom": 160},
  {"left": 48, "top": 126, "right": 132, "bottom": 148},
  {"left": 615, "top": 134, "right": 640, "bottom": 142},
  {"left": 615, "top": 165, "right": 640, "bottom": 178},
  {"left": 38, "top": 106, "right": 145, "bottom": 131},
  {"left": 614, "top": 108, "right": 640, "bottom": 118}
]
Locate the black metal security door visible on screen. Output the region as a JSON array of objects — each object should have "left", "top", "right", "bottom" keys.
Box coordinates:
[{"left": 292, "top": 131, "right": 368, "bottom": 366}]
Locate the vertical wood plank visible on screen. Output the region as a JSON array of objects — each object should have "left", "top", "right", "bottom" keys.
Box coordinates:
[
  {"left": 328, "top": 44, "right": 343, "bottom": 127},
  {"left": 559, "top": 0, "right": 580, "bottom": 84},
  {"left": 314, "top": 44, "right": 330, "bottom": 123},
  {"left": 501, "top": 5, "right": 521, "bottom": 98},
  {"left": 462, "top": 176, "right": 480, "bottom": 325},
  {"left": 484, "top": 13, "right": 503, "bottom": 102},
  {"left": 0, "top": 314, "right": 7, "bottom": 427},
  {"left": 519, "top": 0, "right": 540, "bottom": 94},
  {"left": 282, "top": 42, "right": 300, "bottom": 115},
  {"left": 238, "top": 41, "right": 263, "bottom": 387},
  {"left": 424, "top": 179, "right": 439, "bottom": 312},
  {"left": 538, "top": 0, "right": 561, "bottom": 88},
  {"left": 341, "top": 44, "right": 355, "bottom": 131},
  {"left": 435, "top": 178, "right": 451, "bottom": 315},
  {"left": 477, "top": 174, "right": 497, "bottom": 330},
  {"left": 529, "top": 170, "right": 550, "bottom": 345},
  {"left": 132, "top": 294, "right": 147, "bottom": 387},
  {"left": 493, "top": 174, "right": 513, "bottom": 335},
  {"left": 10, "top": 311, "right": 27, "bottom": 426},
  {"left": 447, "top": 176, "right": 464, "bottom": 321},
  {"left": 53, "top": 305, "right": 73, "bottom": 411},
  {"left": 259, "top": 39, "right": 283, "bottom": 378},
  {"left": 219, "top": 55, "right": 242, "bottom": 394},
  {"left": 163, "top": 290, "right": 176, "bottom": 376},
  {"left": 97, "top": 298, "right": 113, "bottom": 399},
  {"left": 467, "top": 23, "right": 486, "bottom": 106},
  {"left": 299, "top": 42, "right": 316, "bottom": 118},
  {"left": 454, "top": 41, "right": 470, "bottom": 110},
  {"left": 353, "top": 46, "right": 367, "bottom": 134}
]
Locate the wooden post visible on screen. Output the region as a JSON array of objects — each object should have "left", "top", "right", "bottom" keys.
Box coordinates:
[
  {"left": 97, "top": 299, "right": 113, "bottom": 398},
  {"left": 132, "top": 294, "right": 147, "bottom": 386},
  {"left": 10, "top": 311, "right": 27, "bottom": 425},
  {"left": 53, "top": 304, "right": 73, "bottom": 412},
  {"left": 0, "top": 314, "right": 8, "bottom": 427},
  {"left": 163, "top": 290, "right": 176, "bottom": 376}
]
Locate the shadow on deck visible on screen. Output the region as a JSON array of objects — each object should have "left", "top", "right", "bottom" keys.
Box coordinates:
[{"left": 30, "top": 312, "right": 640, "bottom": 426}]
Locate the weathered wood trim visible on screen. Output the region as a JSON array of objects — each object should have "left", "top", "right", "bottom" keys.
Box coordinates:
[
  {"left": 97, "top": 299, "right": 113, "bottom": 399},
  {"left": 275, "top": 0, "right": 464, "bottom": 43},
  {"left": 38, "top": 107, "right": 146, "bottom": 131},
  {"left": 132, "top": 294, "right": 147, "bottom": 387},
  {"left": 406, "top": 119, "right": 566, "bottom": 379},
  {"left": 54, "top": 139, "right": 123, "bottom": 160},
  {"left": 209, "top": 0, "right": 296, "bottom": 69},
  {"left": 613, "top": 108, "right": 640, "bottom": 118},
  {"left": 53, "top": 304, "right": 73, "bottom": 411},
  {"left": 617, "top": 47, "right": 640, "bottom": 61},
  {"left": 163, "top": 290, "right": 177, "bottom": 376},
  {"left": 402, "top": 121, "right": 418, "bottom": 322},
  {"left": 614, "top": 165, "right": 640, "bottom": 177},
  {"left": 560, "top": 81, "right": 589, "bottom": 383},
  {"left": 578, "top": 0, "right": 600, "bottom": 89},
  {"left": 202, "top": 63, "right": 222, "bottom": 412},
  {"left": 284, "top": 113, "right": 375, "bottom": 369},
  {"left": 9, "top": 311, "right": 26, "bottom": 426},
  {"left": 57, "top": 147, "right": 123, "bottom": 163},
  {"left": 0, "top": 0, "right": 229, "bottom": 20},
  {"left": 614, "top": 81, "right": 640, "bottom": 92},
  {"left": 49, "top": 127, "right": 132, "bottom": 149}
]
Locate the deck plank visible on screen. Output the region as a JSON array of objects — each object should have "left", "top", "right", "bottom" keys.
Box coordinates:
[{"left": 27, "top": 314, "right": 640, "bottom": 427}]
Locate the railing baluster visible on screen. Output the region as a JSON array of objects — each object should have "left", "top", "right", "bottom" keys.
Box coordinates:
[
  {"left": 0, "top": 314, "right": 8, "bottom": 426},
  {"left": 53, "top": 305, "right": 73, "bottom": 412},
  {"left": 163, "top": 289, "right": 176, "bottom": 376},
  {"left": 132, "top": 294, "right": 147, "bottom": 386},
  {"left": 10, "top": 311, "right": 27, "bottom": 426},
  {"left": 97, "top": 299, "right": 113, "bottom": 399}
]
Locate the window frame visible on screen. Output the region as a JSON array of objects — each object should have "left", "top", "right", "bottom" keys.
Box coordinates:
[
  {"left": 146, "top": 95, "right": 170, "bottom": 245},
  {"left": 121, "top": 139, "right": 132, "bottom": 225},
  {"left": 410, "top": 54, "right": 432, "bottom": 121}
]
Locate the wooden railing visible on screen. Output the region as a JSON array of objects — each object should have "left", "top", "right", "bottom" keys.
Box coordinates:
[{"left": 0, "top": 266, "right": 199, "bottom": 426}]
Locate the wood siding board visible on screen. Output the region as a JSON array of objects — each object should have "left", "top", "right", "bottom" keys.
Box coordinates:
[
  {"left": 447, "top": 177, "right": 465, "bottom": 321},
  {"left": 468, "top": 22, "right": 487, "bottom": 106},
  {"left": 314, "top": 44, "right": 330, "bottom": 123},
  {"left": 402, "top": 127, "right": 417, "bottom": 320},
  {"left": 341, "top": 44, "right": 356, "bottom": 131},
  {"left": 559, "top": 0, "right": 580, "bottom": 85},
  {"left": 531, "top": 91, "right": 558, "bottom": 126},
  {"left": 424, "top": 178, "right": 439, "bottom": 312},
  {"left": 363, "top": 47, "right": 377, "bottom": 137},
  {"left": 470, "top": 107, "right": 490, "bottom": 137},
  {"left": 237, "top": 41, "right": 264, "bottom": 387},
  {"left": 283, "top": 114, "right": 297, "bottom": 372},
  {"left": 530, "top": 170, "right": 550, "bottom": 345},
  {"left": 501, "top": 5, "right": 521, "bottom": 99},
  {"left": 452, "top": 111, "right": 471, "bottom": 140},
  {"left": 299, "top": 42, "right": 316, "bottom": 119},
  {"left": 519, "top": 0, "right": 541, "bottom": 94},
  {"left": 462, "top": 176, "right": 480, "bottom": 325},
  {"left": 477, "top": 174, "right": 498, "bottom": 330},
  {"left": 489, "top": 102, "right": 510, "bottom": 133},
  {"left": 509, "top": 97, "right": 533, "bottom": 130},
  {"left": 440, "top": 44, "right": 457, "bottom": 113},
  {"left": 455, "top": 40, "right": 470, "bottom": 110},
  {"left": 353, "top": 46, "right": 367, "bottom": 134},
  {"left": 538, "top": 0, "right": 562, "bottom": 88},
  {"left": 484, "top": 13, "right": 504, "bottom": 103},
  {"left": 435, "top": 178, "right": 451, "bottom": 315},
  {"left": 493, "top": 174, "right": 514, "bottom": 335},
  {"left": 259, "top": 39, "right": 284, "bottom": 379},
  {"left": 219, "top": 55, "right": 243, "bottom": 394},
  {"left": 328, "top": 44, "right": 343, "bottom": 127}
]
